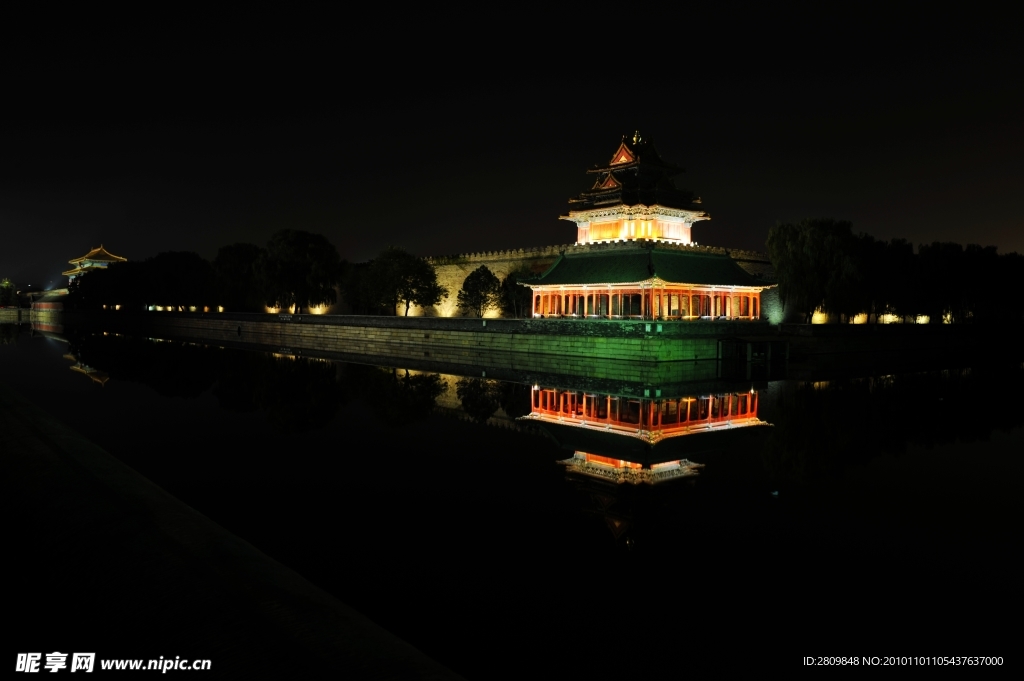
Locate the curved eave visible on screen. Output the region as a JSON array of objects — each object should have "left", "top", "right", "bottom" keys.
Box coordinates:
[
  {"left": 560, "top": 205, "right": 711, "bottom": 222},
  {"left": 63, "top": 265, "right": 104, "bottom": 276},
  {"left": 69, "top": 247, "right": 127, "bottom": 264},
  {"left": 524, "top": 412, "right": 770, "bottom": 445},
  {"left": 525, "top": 279, "right": 772, "bottom": 292}
]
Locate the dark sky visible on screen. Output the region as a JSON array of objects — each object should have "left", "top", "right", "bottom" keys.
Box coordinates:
[{"left": 3, "top": 18, "right": 1021, "bottom": 288}]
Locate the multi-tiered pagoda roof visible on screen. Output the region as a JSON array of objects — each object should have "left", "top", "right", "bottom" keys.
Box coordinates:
[
  {"left": 63, "top": 245, "right": 127, "bottom": 280},
  {"left": 562, "top": 133, "right": 710, "bottom": 246},
  {"left": 569, "top": 132, "right": 702, "bottom": 211}
]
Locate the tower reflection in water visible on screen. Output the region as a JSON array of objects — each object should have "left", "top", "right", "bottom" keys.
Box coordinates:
[{"left": 522, "top": 385, "right": 769, "bottom": 484}]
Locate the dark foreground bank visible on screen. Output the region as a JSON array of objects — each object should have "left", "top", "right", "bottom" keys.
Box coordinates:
[{"left": 3, "top": 381, "right": 463, "bottom": 679}]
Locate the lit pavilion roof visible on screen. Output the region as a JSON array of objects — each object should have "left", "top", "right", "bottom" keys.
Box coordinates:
[
  {"left": 61, "top": 264, "right": 106, "bottom": 277},
  {"left": 527, "top": 245, "right": 767, "bottom": 288},
  {"left": 568, "top": 132, "right": 702, "bottom": 211},
  {"left": 69, "top": 245, "right": 127, "bottom": 265}
]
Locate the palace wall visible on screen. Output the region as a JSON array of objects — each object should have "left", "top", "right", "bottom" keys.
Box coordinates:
[{"left": 409, "top": 245, "right": 565, "bottom": 317}]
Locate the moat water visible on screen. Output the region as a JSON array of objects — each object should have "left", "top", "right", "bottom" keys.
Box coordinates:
[{"left": 3, "top": 321, "right": 1021, "bottom": 675}]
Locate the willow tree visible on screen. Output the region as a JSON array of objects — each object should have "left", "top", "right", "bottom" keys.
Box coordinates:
[
  {"left": 261, "top": 230, "right": 342, "bottom": 314},
  {"left": 767, "top": 218, "right": 857, "bottom": 322},
  {"left": 214, "top": 243, "right": 268, "bottom": 312}
]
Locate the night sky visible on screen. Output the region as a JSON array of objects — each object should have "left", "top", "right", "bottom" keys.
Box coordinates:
[{"left": 4, "top": 20, "right": 1021, "bottom": 289}]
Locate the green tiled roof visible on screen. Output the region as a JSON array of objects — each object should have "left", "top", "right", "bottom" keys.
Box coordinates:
[{"left": 530, "top": 246, "right": 765, "bottom": 287}]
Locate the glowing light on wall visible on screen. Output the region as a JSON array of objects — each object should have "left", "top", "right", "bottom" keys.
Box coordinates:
[
  {"left": 434, "top": 297, "right": 461, "bottom": 318},
  {"left": 265, "top": 303, "right": 328, "bottom": 314}
]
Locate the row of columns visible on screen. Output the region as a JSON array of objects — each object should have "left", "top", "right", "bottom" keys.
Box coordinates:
[
  {"left": 531, "top": 389, "right": 759, "bottom": 431},
  {"left": 533, "top": 288, "right": 759, "bottom": 320}
]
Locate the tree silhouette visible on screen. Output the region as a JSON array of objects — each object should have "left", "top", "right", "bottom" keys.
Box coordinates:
[
  {"left": 499, "top": 266, "right": 535, "bottom": 318},
  {"left": 261, "top": 229, "right": 342, "bottom": 314},
  {"left": 214, "top": 243, "right": 268, "bottom": 312},
  {"left": 0, "top": 278, "right": 15, "bottom": 307},
  {"left": 767, "top": 219, "right": 856, "bottom": 322},
  {"left": 366, "top": 247, "right": 447, "bottom": 315},
  {"left": 457, "top": 265, "right": 500, "bottom": 317},
  {"left": 348, "top": 366, "right": 445, "bottom": 421},
  {"left": 456, "top": 377, "right": 502, "bottom": 423},
  {"left": 0, "top": 324, "right": 17, "bottom": 345}
]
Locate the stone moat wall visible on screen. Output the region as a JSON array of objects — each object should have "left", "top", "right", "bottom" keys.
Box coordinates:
[{"left": 95, "top": 313, "right": 770, "bottom": 383}]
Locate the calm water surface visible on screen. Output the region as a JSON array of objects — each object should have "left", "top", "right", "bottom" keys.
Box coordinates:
[{"left": 3, "top": 322, "right": 1021, "bottom": 675}]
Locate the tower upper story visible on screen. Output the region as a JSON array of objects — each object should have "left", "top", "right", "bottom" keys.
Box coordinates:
[
  {"left": 561, "top": 132, "right": 710, "bottom": 245},
  {"left": 63, "top": 245, "right": 127, "bottom": 281}
]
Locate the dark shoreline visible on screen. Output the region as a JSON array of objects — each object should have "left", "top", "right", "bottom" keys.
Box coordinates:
[{"left": 3, "top": 380, "right": 463, "bottom": 679}]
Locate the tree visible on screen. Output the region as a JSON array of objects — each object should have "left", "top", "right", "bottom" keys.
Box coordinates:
[
  {"left": 261, "top": 230, "right": 342, "bottom": 314},
  {"left": 214, "top": 243, "right": 268, "bottom": 312},
  {"left": 766, "top": 218, "right": 857, "bottom": 322},
  {"left": 0, "top": 324, "right": 16, "bottom": 345},
  {"left": 0, "top": 278, "right": 15, "bottom": 307},
  {"left": 499, "top": 266, "right": 535, "bottom": 318},
  {"left": 917, "top": 242, "right": 965, "bottom": 324},
  {"left": 366, "top": 247, "right": 448, "bottom": 316},
  {"left": 456, "top": 378, "right": 502, "bottom": 423},
  {"left": 340, "top": 261, "right": 377, "bottom": 314},
  {"left": 766, "top": 222, "right": 820, "bottom": 322},
  {"left": 347, "top": 366, "right": 445, "bottom": 421},
  {"left": 880, "top": 238, "right": 916, "bottom": 322},
  {"left": 457, "top": 265, "right": 501, "bottom": 317},
  {"left": 146, "top": 251, "right": 217, "bottom": 310}
]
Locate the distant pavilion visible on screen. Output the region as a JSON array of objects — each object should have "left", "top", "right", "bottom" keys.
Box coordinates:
[
  {"left": 529, "top": 133, "right": 772, "bottom": 320},
  {"left": 63, "top": 245, "right": 126, "bottom": 282}
]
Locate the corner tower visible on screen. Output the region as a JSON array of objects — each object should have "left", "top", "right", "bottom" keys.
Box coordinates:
[
  {"left": 561, "top": 132, "right": 709, "bottom": 245},
  {"left": 63, "top": 245, "right": 127, "bottom": 282}
]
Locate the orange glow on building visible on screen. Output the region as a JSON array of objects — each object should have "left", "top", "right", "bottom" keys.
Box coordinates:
[
  {"left": 530, "top": 284, "right": 763, "bottom": 320},
  {"left": 525, "top": 386, "right": 765, "bottom": 444},
  {"left": 562, "top": 133, "right": 709, "bottom": 246}
]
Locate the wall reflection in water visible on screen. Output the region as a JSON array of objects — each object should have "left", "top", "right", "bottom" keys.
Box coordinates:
[
  {"left": 0, "top": 323, "right": 21, "bottom": 345},
  {"left": 764, "top": 364, "right": 1024, "bottom": 480}
]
